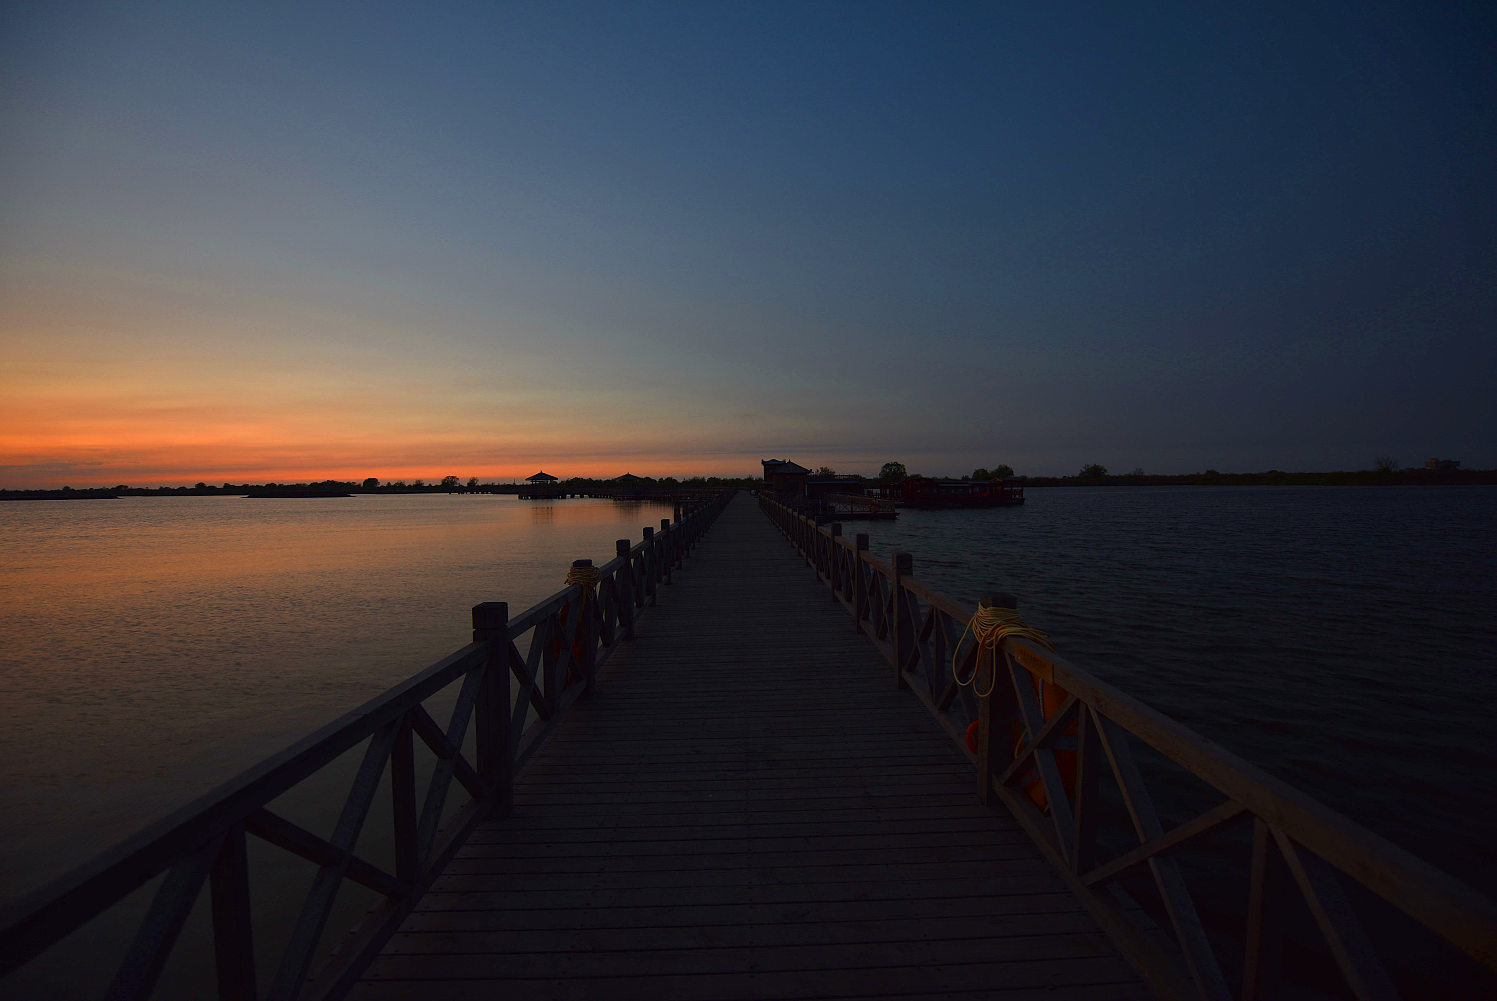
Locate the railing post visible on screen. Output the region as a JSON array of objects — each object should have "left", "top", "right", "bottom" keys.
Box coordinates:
[
  {"left": 661, "top": 519, "right": 673, "bottom": 583},
  {"left": 572, "top": 560, "right": 600, "bottom": 699},
  {"left": 1072, "top": 704, "right": 1101, "bottom": 874},
  {"left": 854, "top": 534, "right": 869, "bottom": 633},
  {"left": 540, "top": 604, "right": 562, "bottom": 716},
  {"left": 1243, "top": 818, "right": 1287, "bottom": 1000},
  {"left": 210, "top": 823, "right": 255, "bottom": 1001},
  {"left": 976, "top": 592, "right": 1017, "bottom": 807},
  {"left": 642, "top": 526, "right": 657, "bottom": 606},
  {"left": 472, "top": 601, "right": 512, "bottom": 819},
  {"left": 616, "top": 539, "right": 634, "bottom": 638},
  {"left": 892, "top": 552, "right": 913, "bottom": 688},
  {"left": 390, "top": 714, "right": 418, "bottom": 888},
  {"left": 829, "top": 524, "right": 842, "bottom": 599}
]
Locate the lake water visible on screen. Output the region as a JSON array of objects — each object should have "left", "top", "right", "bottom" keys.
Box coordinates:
[
  {"left": 1, "top": 486, "right": 1493, "bottom": 995},
  {"left": 0, "top": 493, "right": 680, "bottom": 903}
]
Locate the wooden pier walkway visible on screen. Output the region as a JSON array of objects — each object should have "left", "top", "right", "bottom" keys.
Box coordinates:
[{"left": 349, "top": 493, "right": 1148, "bottom": 999}]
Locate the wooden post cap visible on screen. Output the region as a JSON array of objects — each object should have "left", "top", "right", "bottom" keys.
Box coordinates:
[
  {"left": 616, "top": 539, "right": 630, "bottom": 556},
  {"left": 830, "top": 523, "right": 842, "bottom": 536},
  {"left": 472, "top": 601, "right": 509, "bottom": 630},
  {"left": 661, "top": 518, "right": 671, "bottom": 530},
  {"left": 894, "top": 552, "right": 913, "bottom": 573},
  {"left": 572, "top": 559, "right": 592, "bottom": 567},
  {"left": 855, "top": 533, "right": 869, "bottom": 550},
  {"left": 643, "top": 526, "right": 654, "bottom": 539},
  {"left": 980, "top": 591, "right": 1018, "bottom": 609}
]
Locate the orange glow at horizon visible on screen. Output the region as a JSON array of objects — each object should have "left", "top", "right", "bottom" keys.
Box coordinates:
[
  {"left": 0, "top": 340, "right": 775, "bottom": 486},
  {"left": 1, "top": 259, "right": 864, "bottom": 489}
]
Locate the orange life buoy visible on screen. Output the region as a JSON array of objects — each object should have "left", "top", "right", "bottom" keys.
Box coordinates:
[
  {"left": 550, "top": 603, "right": 592, "bottom": 686},
  {"left": 1010, "top": 674, "right": 1077, "bottom": 813}
]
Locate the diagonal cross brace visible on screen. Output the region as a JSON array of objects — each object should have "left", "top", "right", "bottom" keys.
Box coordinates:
[
  {"left": 1095, "top": 715, "right": 1231, "bottom": 1001},
  {"left": 245, "top": 808, "right": 402, "bottom": 898},
  {"left": 104, "top": 834, "right": 222, "bottom": 1001},
  {"left": 267, "top": 719, "right": 400, "bottom": 1001},
  {"left": 415, "top": 667, "right": 486, "bottom": 861},
  {"left": 1008, "top": 659, "right": 1080, "bottom": 860}
]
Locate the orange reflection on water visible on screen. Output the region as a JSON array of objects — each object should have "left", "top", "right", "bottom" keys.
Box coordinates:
[{"left": 0, "top": 492, "right": 682, "bottom": 903}]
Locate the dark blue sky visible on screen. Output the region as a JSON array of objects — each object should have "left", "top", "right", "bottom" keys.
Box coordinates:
[{"left": 2, "top": 1, "right": 1493, "bottom": 482}]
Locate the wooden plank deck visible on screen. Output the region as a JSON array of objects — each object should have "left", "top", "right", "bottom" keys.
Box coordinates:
[{"left": 350, "top": 492, "right": 1150, "bottom": 1000}]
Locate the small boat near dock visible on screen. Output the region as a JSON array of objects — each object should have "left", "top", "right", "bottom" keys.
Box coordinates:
[{"left": 820, "top": 490, "right": 898, "bottom": 520}]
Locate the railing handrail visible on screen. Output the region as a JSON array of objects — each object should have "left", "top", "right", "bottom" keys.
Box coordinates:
[
  {"left": 0, "top": 641, "right": 487, "bottom": 974},
  {"left": 0, "top": 489, "right": 736, "bottom": 999},
  {"left": 996, "top": 632, "right": 1497, "bottom": 959},
  {"left": 758, "top": 492, "right": 1497, "bottom": 998}
]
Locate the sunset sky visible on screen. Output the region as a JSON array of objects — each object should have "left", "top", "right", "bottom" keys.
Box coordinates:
[{"left": 2, "top": 2, "right": 1493, "bottom": 487}]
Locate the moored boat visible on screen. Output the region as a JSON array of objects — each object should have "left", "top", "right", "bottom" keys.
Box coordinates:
[{"left": 885, "top": 476, "right": 1025, "bottom": 509}]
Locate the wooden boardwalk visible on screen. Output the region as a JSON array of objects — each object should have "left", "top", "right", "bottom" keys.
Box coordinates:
[{"left": 350, "top": 492, "right": 1149, "bottom": 1000}]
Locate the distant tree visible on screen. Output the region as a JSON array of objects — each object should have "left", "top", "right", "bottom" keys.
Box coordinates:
[
  {"left": 1130, "top": 467, "right": 1145, "bottom": 476},
  {"left": 971, "top": 468, "right": 987, "bottom": 480},
  {"left": 412, "top": 479, "right": 425, "bottom": 488},
  {"left": 878, "top": 461, "right": 908, "bottom": 484},
  {"left": 194, "top": 482, "right": 207, "bottom": 490},
  {"left": 814, "top": 466, "right": 836, "bottom": 477},
  {"left": 992, "top": 464, "right": 1014, "bottom": 478},
  {"left": 363, "top": 477, "right": 379, "bottom": 489},
  {"left": 390, "top": 479, "right": 406, "bottom": 487},
  {"left": 466, "top": 476, "right": 479, "bottom": 488},
  {"left": 1079, "top": 464, "right": 1108, "bottom": 478},
  {"left": 440, "top": 475, "right": 460, "bottom": 488},
  {"left": 1374, "top": 456, "right": 1399, "bottom": 473}
]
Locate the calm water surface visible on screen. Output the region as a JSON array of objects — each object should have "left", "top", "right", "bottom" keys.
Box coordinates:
[
  {"left": 0, "top": 493, "right": 678, "bottom": 901},
  {"left": 854, "top": 485, "right": 1497, "bottom": 898}
]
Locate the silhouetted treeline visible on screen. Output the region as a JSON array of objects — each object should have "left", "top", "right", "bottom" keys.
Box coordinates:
[
  {"left": 8, "top": 468, "right": 1491, "bottom": 501},
  {"left": 1014, "top": 468, "right": 1497, "bottom": 487},
  {"left": 1, "top": 474, "right": 764, "bottom": 500},
  {"left": 0, "top": 486, "right": 124, "bottom": 500}
]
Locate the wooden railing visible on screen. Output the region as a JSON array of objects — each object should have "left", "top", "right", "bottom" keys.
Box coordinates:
[
  {"left": 760, "top": 494, "right": 1497, "bottom": 1001},
  {"left": 0, "top": 490, "right": 734, "bottom": 1001}
]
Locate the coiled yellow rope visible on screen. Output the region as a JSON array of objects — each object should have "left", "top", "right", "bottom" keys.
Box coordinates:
[
  {"left": 565, "top": 562, "right": 602, "bottom": 597},
  {"left": 954, "top": 605, "right": 1055, "bottom": 698}
]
